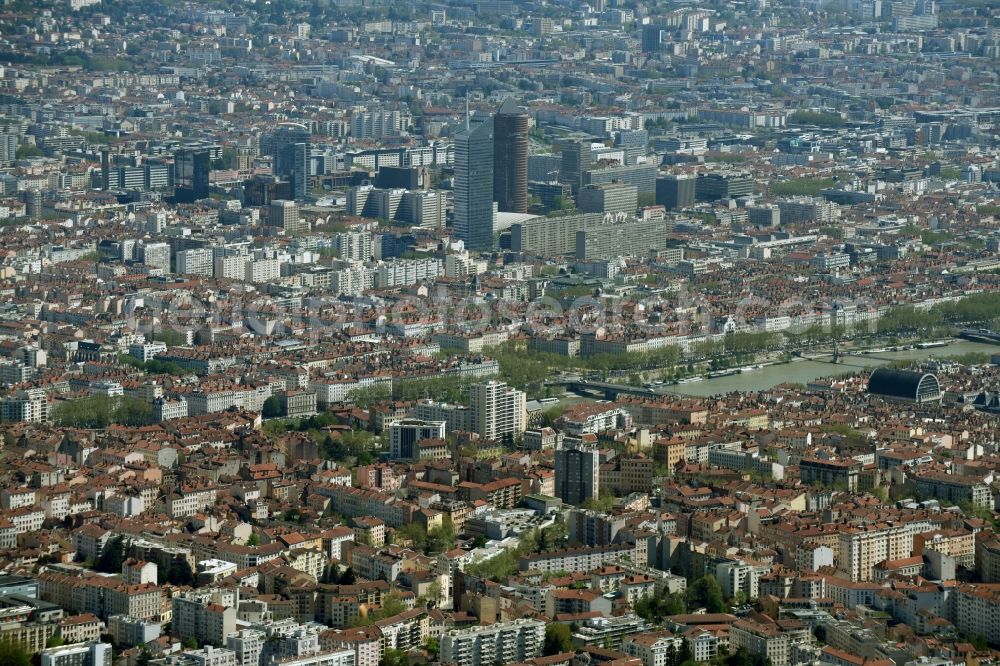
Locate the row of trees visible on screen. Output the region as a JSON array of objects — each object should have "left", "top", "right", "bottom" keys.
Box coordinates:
[
  {"left": 769, "top": 177, "right": 838, "bottom": 197},
  {"left": 878, "top": 292, "right": 1000, "bottom": 338},
  {"left": 788, "top": 111, "right": 846, "bottom": 127},
  {"left": 348, "top": 373, "right": 473, "bottom": 408},
  {"left": 52, "top": 395, "right": 153, "bottom": 428},
  {"left": 496, "top": 331, "right": 785, "bottom": 391},
  {"left": 118, "top": 354, "right": 187, "bottom": 376}
]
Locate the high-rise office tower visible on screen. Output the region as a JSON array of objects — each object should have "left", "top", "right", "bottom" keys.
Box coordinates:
[
  {"left": 454, "top": 115, "right": 495, "bottom": 251},
  {"left": 555, "top": 441, "right": 600, "bottom": 505},
  {"left": 615, "top": 129, "right": 649, "bottom": 165},
  {"left": 174, "top": 148, "right": 210, "bottom": 203},
  {"left": 100, "top": 148, "right": 111, "bottom": 191},
  {"left": 577, "top": 182, "right": 638, "bottom": 215},
  {"left": 641, "top": 25, "right": 666, "bottom": 53},
  {"left": 493, "top": 99, "right": 529, "bottom": 214},
  {"left": 695, "top": 172, "right": 754, "bottom": 201},
  {"left": 560, "top": 139, "right": 593, "bottom": 194},
  {"left": 656, "top": 174, "right": 696, "bottom": 209},
  {"left": 267, "top": 199, "right": 305, "bottom": 234},
  {"left": 388, "top": 419, "right": 447, "bottom": 460},
  {"left": 22, "top": 189, "right": 42, "bottom": 220},
  {"left": 272, "top": 122, "right": 310, "bottom": 201}
]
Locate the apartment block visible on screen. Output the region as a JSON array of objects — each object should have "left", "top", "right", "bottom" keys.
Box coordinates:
[{"left": 440, "top": 619, "right": 545, "bottom": 666}]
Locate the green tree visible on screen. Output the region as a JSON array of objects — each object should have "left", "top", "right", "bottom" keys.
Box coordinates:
[
  {"left": 687, "top": 576, "right": 726, "bottom": 613},
  {"left": 395, "top": 522, "right": 428, "bottom": 550},
  {"left": 183, "top": 638, "right": 199, "bottom": 650},
  {"left": 136, "top": 649, "right": 153, "bottom": 666},
  {"left": 723, "top": 647, "right": 769, "bottom": 666},
  {"left": 261, "top": 396, "right": 282, "bottom": 419},
  {"left": 540, "top": 516, "right": 568, "bottom": 550},
  {"left": 635, "top": 592, "right": 688, "bottom": 622},
  {"left": 220, "top": 146, "right": 237, "bottom": 169},
  {"left": 665, "top": 642, "right": 679, "bottom": 666},
  {"left": 463, "top": 549, "right": 518, "bottom": 582},
  {"left": 677, "top": 638, "right": 692, "bottom": 664},
  {"left": 246, "top": 533, "right": 260, "bottom": 547},
  {"left": 426, "top": 520, "right": 457, "bottom": 554},
  {"left": 45, "top": 636, "right": 65, "bottom": 648},
  {"left": 0, "top": 641, "right": 31, "bottom": 666},
  {"left": 95, "top": 534, "right": 127, "bottom": 573},
  {"left": 118, "top": 355, "right": 185, "bottom": 376},
  {"left": 350, "top": 594, "right": 408, "bottom": 626},
  {"left": 15, "top": 144, "right": 43, "bottom": 159},
  {"left": 379, "top": 648, "right": 407, "bottom": 666},
  {"left": 543, "top": 623, "right": 574, "bottom": 655},
  {"left": 167, "top": 557, "right": 195, "bottom": 586},
  {"left": 580, "top": 489, "right": 615, "bottom": 512},
  {"left": 153, "top": 328, "right": 186, "bottom": 347},
  {"left": 323, "top": 429, "right": 376, "bottom": 465}
]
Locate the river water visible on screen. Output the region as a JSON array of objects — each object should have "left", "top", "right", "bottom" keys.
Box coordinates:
[{"left": 657, "top": 339, "right": 1000, "bottom": 397}]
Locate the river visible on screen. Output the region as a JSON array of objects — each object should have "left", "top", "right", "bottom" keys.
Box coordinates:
[{"left": 655, "top": 339, "right": 1000, "bottom": 397}]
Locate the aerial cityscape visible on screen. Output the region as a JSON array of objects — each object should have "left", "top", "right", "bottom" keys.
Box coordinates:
[{"left": 0, "top": 0, "right": 997, "bottom": 666}]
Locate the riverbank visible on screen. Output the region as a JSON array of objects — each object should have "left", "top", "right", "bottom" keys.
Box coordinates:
[{"left": 654, "top": 339, "right": 1000, "bottom": 397}]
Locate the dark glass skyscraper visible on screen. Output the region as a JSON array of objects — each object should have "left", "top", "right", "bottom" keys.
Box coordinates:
[
  {"left": 493, "top": 99, "right": 529, "bottom": 214},
  {"left": 454, "top": 116, "right": 495, "bottom": 251},
  {"left": 560, "top": 139, "right": 592, "bottom": 194},
  {"left": 641, "top": 25, "right": 666, "bottom": 53},
  {"left": 173, "top": 148, "right": 210, "bottom": 203},
  {"left": 273, "top": 122, "right": 310, "bottom": 201},
  {"left": 655, "top": 174, "right": 696, "bottom": 210},
  {"left": 554, "top": 442, "right": 600, "bottom": 506}
]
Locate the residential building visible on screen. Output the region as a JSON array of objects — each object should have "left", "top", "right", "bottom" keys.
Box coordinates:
[
  {"left": 40, "top": 641, "right": 112, "bottom": 666},
  {"left": 467, "top": 380, "right": 526, "bottom": 442},
  {"left": 439, "top": 619, "right": 545, "bottom": 666}
]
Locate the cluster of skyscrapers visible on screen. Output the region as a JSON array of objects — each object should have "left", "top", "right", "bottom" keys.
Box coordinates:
[{"left": 454, "top": 100, "right": 530, "bottom": 251}]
